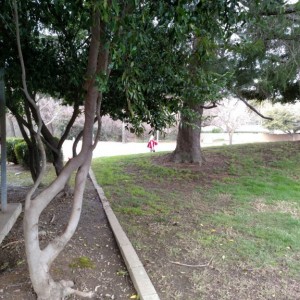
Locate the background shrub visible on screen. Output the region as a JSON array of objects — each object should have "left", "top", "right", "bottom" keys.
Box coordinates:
[
  {"left": 14, "top": 141, "right": 30, "bottom": 167},
  {"left": 11, "top": 137, "right": 62, "bottom": 167},
  {"left": 6, "top": 137, "right": 24, "bottom": 164},
  {"left": 212, "top": 127, "right": 223, "bottom": 133}
]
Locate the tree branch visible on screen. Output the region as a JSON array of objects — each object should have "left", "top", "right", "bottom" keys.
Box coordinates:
[
  {"left": 239, "top": 98, "right": 273, "bottom": 120},
  {"left": 260, "top": 5, "right": 299, "bottom": 17},
  {"left": 201, "top": 102, "right": 218, "bottom": 109},
  {"left": 13, "top": 0, "right": 47, "bottom": 206},
  {"left": 58, "top": 103, "right": 80, "bottom": 149},
  {"left": 72, "top": 115, "right": 101, "bottom": 157},
  {"left": 92, "top": 20, "right": 110, "bottom": 150},
  {"left": 39, "top": 5, "right": 102, "bottom": 269},
  {"left": 7, "top": 104, "right": 31, "bottom": 131}
]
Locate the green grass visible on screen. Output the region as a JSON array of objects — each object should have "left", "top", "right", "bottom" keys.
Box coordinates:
[
  {"left": 93, "top": 142, "right": 300, "bottom": 299},
  {"left": 93, "top": 143, "right": 300, "bottom": 267},
  {"left": 69, "top": 256, "right": 95, "bottom": 269},
  {"left": 200, "top": 144, "right": 300, "bottom": 269},
  {"left": 92, "top": 153, "right": 187, "bottom": 215},
  {"left": 7, "top": 163, "right": 77, "bottom": 187}
]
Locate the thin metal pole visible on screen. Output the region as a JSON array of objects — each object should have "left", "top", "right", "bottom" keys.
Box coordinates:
[
  {"left": 0, "top": 69, "right": 7, "bottom": 212},
  {"left": 122, "top": 121, "right": 126, "bottom": 143}
]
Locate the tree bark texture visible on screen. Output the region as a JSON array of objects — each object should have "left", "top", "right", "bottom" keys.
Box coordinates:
[
  {"left": 18, "top": 6, "right": 103, "bottom": 299},
  {"left": 170, "top": 104, "right": 203, "bottom": 164},
  {"left": 13, "top": 110, "right": 40, "bottom": 181}
]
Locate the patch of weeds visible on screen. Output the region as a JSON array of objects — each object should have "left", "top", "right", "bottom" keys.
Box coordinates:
[
  {"left": 153, "top": 215, "right": 169, "bottom": 224},
  {"left": 191, "top": 269, "right": 213, "bottom": 295},
  {"left": 132, "top": 240, "right": 145, "bottom": 251},
  {"left": 117, "top": 269, "right": 128, "bottom": 277},
  {"left": 170, "top": 290, "right": 183, "bottom": 300},
  {"left": 127, "top": 186, "right": 148, "bottom": 197},
  {"left": 173, "top": 231, "right": 187, "bottom": 240},
  {"left": 0, "top": 262, "right": 9, "bottom": 272},
  {"left": 69, "top": 256, "right": 95, "bottom": 269},
  {"left": 52, "top": 267, "right": 64, "bottom": 276},
  {"left": 222, "top": 177, "right": 235, "bottom": 184},
  {"left": 286, "top": 257, "right": 300, "bottom": 276},
  {"left": 228, "top": 163, "right": 239, "bottom": 176},
  {"left": 7, "top": 169, "right": 33, "bottom": 186},
  {"left": 168, "top": 246, "right": 182, "bottom": 257},
  {"left": 16, "top": 259, "right": 25, "bottom": 266},
  {"left": 253, "top": 199, "right": 300, "bottom": 218},
  {"left": 116, "top": 206, "right": 145, "bottom": 215},
  {"left": 199, "top": 233, "right": 223, "bottom": 247}
]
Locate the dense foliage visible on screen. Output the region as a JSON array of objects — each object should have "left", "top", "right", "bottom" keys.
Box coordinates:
[
  {"left": 263, "top": 105, "right": 300, "bottom": 133},
  {"left": 1, "top": 0, "right": 300, "bottom": 167},
  {"left": 229, "top": 1, "right": 300, "bottom": 103}
]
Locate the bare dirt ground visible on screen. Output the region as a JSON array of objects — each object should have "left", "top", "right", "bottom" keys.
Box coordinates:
[{"left": 0, "top": 165, "right": 135, "bottom": 300}]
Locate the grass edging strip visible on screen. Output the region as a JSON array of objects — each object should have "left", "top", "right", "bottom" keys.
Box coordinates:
[{"left": 89, "top": 169, "right": 160, "bottom": 300}]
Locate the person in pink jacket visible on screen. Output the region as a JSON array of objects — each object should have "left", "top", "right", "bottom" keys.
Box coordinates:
[{"left": 147, "top": 135, "right": 158, "bottom": 152}]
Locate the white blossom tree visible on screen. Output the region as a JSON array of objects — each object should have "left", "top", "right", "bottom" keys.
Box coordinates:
[{"left": 206, "top": 98, "right": 253, "bottom": 145}]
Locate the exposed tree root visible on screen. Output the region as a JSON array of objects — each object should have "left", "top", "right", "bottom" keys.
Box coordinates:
[
  {"left": 37, "top": 280, "right": 94, "bottom": 300},
  {"left": 60, "top": 280, "right": 94, "bottom": 299},
  {"left": 59, "top": 280, "right": 94, "bottom": 300},
  {"left": 2, "top": 239, "right": 24, "bottom": 249}
]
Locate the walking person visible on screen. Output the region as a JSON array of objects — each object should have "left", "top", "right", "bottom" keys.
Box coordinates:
[{"left": 147, "top": 135, "right": 158, "bottom": 152}]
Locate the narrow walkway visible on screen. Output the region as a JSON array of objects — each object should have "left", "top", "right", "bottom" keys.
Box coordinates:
[
  {"left": 90, "top": 170, "right": 160, "bottom": 300},
  {"left": 0, "top": 177, "right": 135, "bottom": 299}
]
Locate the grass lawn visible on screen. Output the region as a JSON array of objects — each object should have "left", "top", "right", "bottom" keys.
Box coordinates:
[{"left": 92, "top": 141, "right": 300, "bottom": 300}]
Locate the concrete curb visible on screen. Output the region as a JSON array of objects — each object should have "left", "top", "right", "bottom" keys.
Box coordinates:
[
  {"left": 0, "top": 203, "right": 22, "bottom": 244},
  {"left": 89, "top": 169, "right": 160, "bottom": 300}
]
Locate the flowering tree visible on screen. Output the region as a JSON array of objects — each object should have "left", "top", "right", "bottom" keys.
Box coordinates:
[{"left": 206, "top": 98, "right": 252, "bottom": 145}]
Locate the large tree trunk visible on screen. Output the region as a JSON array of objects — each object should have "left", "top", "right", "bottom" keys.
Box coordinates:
[
  {"left": 170, "top": 104, "right": 203, "bottom": 164},
  {"left": 13, "top": 1, "right": 104, "bottom": 298},
  {"left": 24, "top": 153, "right": 94, "bottom": 300},
  {"left": 228, "top": 131, "right": 233, "bottom": 145}
]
